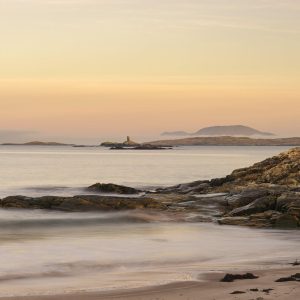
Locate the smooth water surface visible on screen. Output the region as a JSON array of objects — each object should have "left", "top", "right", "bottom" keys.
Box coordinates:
[{"left": 0, "top": 145, "right": 291, "bottom": 197}]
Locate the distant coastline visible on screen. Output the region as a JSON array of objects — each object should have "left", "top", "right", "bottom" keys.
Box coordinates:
[
  {"left": 148, "top": 136, "right": 300, "bottom": 146},
  {"left": 1, "top": 141, "right": 74, "bottom": 146},
  {"left": 2, "top": 136, "right": 300, "bottom": 147}
]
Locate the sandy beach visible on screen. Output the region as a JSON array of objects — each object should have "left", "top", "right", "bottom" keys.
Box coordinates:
[{"left": 1, "top": 267, "right": 299, "bottom": 300}]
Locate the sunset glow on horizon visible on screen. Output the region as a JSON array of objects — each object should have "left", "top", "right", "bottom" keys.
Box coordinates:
[{"left": 0, "top": 0, "right": 299, "bottom": 143}]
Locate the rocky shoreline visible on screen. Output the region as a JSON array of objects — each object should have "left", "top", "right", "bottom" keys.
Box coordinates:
[{"left": 1, "top": 148, "right": 299, "bottom": 229}]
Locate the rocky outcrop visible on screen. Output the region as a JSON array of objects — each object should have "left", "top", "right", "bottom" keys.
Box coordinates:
[
  {"left": 218, "top": 189, "right": 300, "bottom": 228},
  {"left": 87, "top": 183, "right": 141, "bottom": 194},
  {"left": 158, "top": 148, "right": 300, "bottom": 228},
  {"left": 160, "top": 148, "right": 300, "bottom": 194}
]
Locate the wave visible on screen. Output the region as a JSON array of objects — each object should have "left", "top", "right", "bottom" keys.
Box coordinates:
[
  {"left": 0, "top": 211, "right": 178, "bottom": 230},
  {"left": 0, "top": 271, "right": 69, "bottom": 283},
  {"left": 0, "top": 257, "right": 216, "bottom": 284}
]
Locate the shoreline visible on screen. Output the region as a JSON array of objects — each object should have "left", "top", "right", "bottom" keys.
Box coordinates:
[{"left": 1, "top": 266, "right": 299, "bottom": 300}]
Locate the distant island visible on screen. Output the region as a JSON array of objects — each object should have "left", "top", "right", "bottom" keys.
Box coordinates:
[
  {"left": 101, "top": 136, "right": 172, "bottom": 150},
  {"left": 149, "top": 136, "right": 300, "bottom": 146},
  {"left": 161, "top": 125, "right": 274, "bottom": 137},
  {"left": 1, "top": 141, "right": 73, "bottom": 146}
]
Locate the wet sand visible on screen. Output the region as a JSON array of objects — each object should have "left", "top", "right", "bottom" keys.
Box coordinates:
[{"left": 1, "top": 267, "right": 299, "bottom": 300}]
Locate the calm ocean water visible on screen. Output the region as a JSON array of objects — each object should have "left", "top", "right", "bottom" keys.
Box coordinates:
[
  {"left": 0, "top": 145, "right": 292, "bottom": 197},
  {"left": 0, "top": 145, "right": 298, "bottom": 297}
]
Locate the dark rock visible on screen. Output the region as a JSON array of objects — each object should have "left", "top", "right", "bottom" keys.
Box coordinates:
[
  {"left": 250, "top": 288, "right": 259, "bottom": 292},
  {"left": 219, "top": 209, "right": 299, "bottom": 229},
  {"left": 228, "top": 196, "right": 276, "bottom": 217},
  {"left": 226, "top": 189, "right": 270, "bottom": 209},
  {"left": 274, "top": 214, "right": 299, "bottom": 228},
  {"left": 156, "top": 180, "right": 211, "bottom": 194},
  {"left": 87, "top": 183, "right": 141, "bottom": 194},
  {"left": 230, "top": 291, "right": 246, "bottom": 294},
  {"left": 221, "top": 273, "right": 259, "bottom": 282},
  {"left": 275, "top": 273, "right": 300, "bottom": 282},
  {"left": 210, "top": 176, "right": 233, "bottom": 187},
  {"left": 275, "top": 277, "right": 297, "bottom": 282},
  {"left": 262, "top": 289, "right": 274, "bottom": 293},
  {"left": 0, "top": 195, "right": 166, "bottom": 212},
  {"left": 276, "top": 193, "right": 300, "bottom": 213},
  {"left": 291, "top": 260, "right": 300, "bottom": 266},
  {"left": 134, "top": 144, "right": 172, "bottom": 150},
  {"left": 218, "top": 216, "right": 251, "bottom": 226}
]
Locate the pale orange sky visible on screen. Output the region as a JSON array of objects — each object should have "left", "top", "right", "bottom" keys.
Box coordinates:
[{"left": 0, "top": 0, "right": 299, "bottom": 143}]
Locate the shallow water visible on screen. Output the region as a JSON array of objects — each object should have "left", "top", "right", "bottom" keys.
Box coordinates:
[
  {"left": 0, "top": 145, "right": 291, "bottom": 197},
  {"left": 0, "top": 209, "right": 299, "bottom": 297},
  {"left": 0, "top": 145, "right": 298, "bottom": 296}
]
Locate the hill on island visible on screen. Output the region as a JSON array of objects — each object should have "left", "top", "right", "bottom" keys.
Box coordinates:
[{"left": 161, "top": 125, "right": 274, "bottom": 137}]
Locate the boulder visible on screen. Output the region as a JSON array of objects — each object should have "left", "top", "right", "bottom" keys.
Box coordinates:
[
  {"left": 228, "top": 196, "right": 276, "bottom": 217},
  {"left": 226, "top": 189, "right": 270, "bottom": 209},
  {"left": 221, "top": 273, "right": 259, "bottom": 282},
  {"left": 276, "top": 192, "right": 300, "bottom": 215},
  {"left": 87, "top": 183, "right": 141, "bottom": 194}
]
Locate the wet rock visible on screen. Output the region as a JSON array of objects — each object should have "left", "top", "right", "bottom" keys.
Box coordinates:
[
  {"left": 274, "top": 214, "right": 299, "bottom": 228},
  {"left": 291, "top": 260, "right": 300, "bottom": 266},
  {"left": 275, "top": 273, "right": 300, "bottom": 282},
  {"left": 219, "top": 210, "right": 299, "bottom": 229},
  {"left": 0, "top": 195, "right": 166, "bottom": 212},
  {"left": 218, "top": 216, "right": 251, "bottom": 226},
  {"left": 226, "top": 189, "right": 270, "bottom": 209},
  {"left": 210, "top": 176, "right": 233, "bottom": 187},
  {"left": 276, "top": 193, "right": 300, "bottom": 213},
  {"left": 228, "top": 196, "right": 276, "bottom": 217},
  {"left": 262, "top": 288, "right": 274, "bottom": 294},
  {"left": 221, "top": 273, "right": 259, "bottom": 282},
  {"left": 87, "top": 183, "right": 141, "bottom": 194},
  {"left": 156, "top": 180, "right": 211, "bottom": 194},
  {"left": 230, "top": 291, "right": 246, "bottom": 294}
]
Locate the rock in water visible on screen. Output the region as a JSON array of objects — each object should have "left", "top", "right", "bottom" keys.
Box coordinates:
[
  {"left": 87, "top": 183, "right": 141, "bottom": 194},
  {"left": 230, "top": 291, "right": 246, "bottom": 294},
  {"left": 221, "top": 273, "right": 259, "bottom": 282},
  {"left": 0, "top": 195, "right": 165, "bottom": 212},
  {"left": 275, "top": 273, "right": 300, "bottom": 282}
]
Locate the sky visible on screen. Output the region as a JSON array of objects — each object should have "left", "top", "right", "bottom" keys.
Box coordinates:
[{"left": 0, "top": 0, "right": 299, "bottom": 143}]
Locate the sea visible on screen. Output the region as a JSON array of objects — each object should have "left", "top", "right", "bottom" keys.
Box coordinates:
[{"left": 0, "top": 145, "right": 298, "bottom": 297}]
